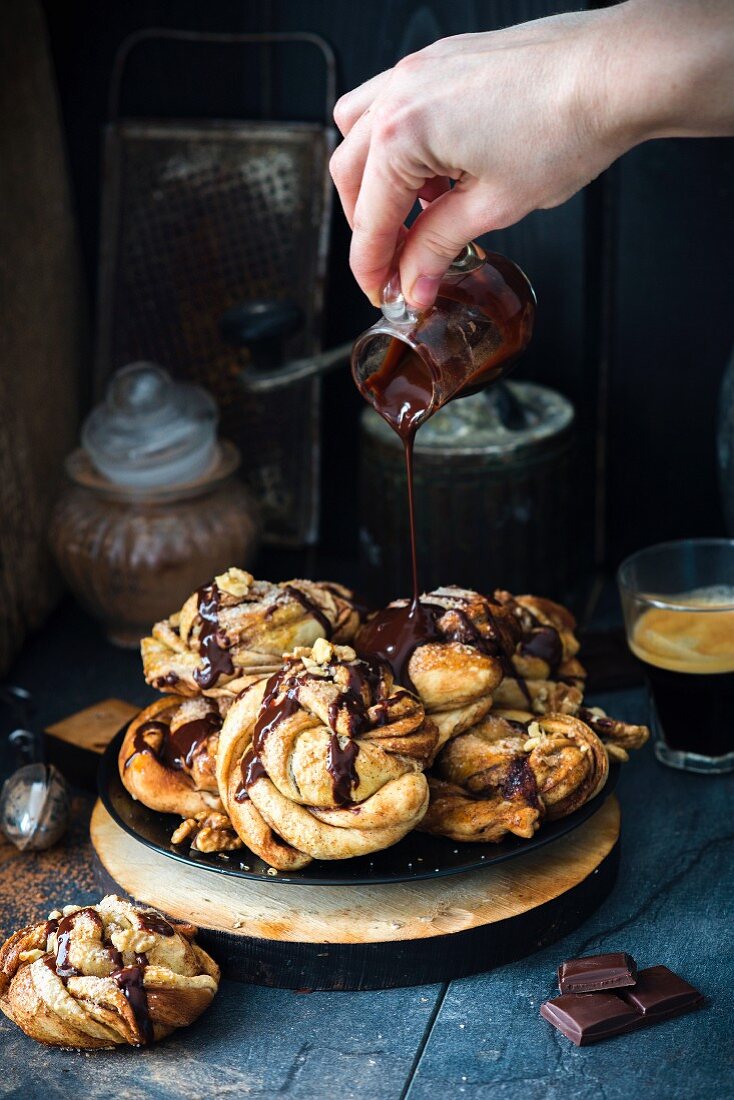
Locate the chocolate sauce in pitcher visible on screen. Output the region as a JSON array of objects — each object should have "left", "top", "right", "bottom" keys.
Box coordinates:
[{"left": 354, "top": 249, "right": 535, "bottom": 686}]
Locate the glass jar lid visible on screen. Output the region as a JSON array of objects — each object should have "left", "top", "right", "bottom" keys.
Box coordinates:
[{"left": 82, "top": 362, "right": 218, "bottom": 488}]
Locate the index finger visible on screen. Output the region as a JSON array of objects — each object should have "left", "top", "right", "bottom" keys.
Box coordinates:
[{"left": 350, "top": 146, "right": 424, "bottom": 305}]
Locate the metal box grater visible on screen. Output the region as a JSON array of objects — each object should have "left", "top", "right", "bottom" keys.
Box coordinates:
[{"left": 95, "top": 32, "right": 337, "bottom": 545}]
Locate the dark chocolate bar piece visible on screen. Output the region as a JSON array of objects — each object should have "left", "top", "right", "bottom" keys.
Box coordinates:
[
  {"left": 620, "top": 965, "right": 703, "bottom": 1020},
  {"left": 542, "top": 965, "right": 704, "bottom": 1046},
  {"left": 540, "top": 992, "right": 640, "bottom": 1047},
  {"left": 557, "top": 952, "right": 637, "bottom": 994}
]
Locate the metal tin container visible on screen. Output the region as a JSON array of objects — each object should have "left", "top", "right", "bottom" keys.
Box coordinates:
[{"left": 359, "top": 381, "right": 576, "bottom": 604}]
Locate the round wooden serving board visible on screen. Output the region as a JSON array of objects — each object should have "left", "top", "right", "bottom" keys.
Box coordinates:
[{"left": 91, "top": 795, "right": 620, "bottom": 990}]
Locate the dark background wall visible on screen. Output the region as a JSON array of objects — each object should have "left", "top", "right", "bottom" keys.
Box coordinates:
[{"left": 41, "top": 0, "right": 733, "bottom": 570}]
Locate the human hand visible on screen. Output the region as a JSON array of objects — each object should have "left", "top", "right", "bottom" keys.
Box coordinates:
[{"left": 330, "top": 1, "right": 734, "bottom": 309}]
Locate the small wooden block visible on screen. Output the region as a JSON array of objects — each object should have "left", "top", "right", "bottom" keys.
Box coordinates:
[
  {"left": 47, "top": 698, "right": 139, "bottom": 754},
  {"left": 91, "top": 796, "right": 621, "bottom": 991},
  {"left": 46, "top": 698, "right": 138, "bottom": 789}
]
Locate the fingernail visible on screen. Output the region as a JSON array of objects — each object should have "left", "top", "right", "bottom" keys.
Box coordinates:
[{"left": 410, "top": 275, "right": 442, "bottom": 309}]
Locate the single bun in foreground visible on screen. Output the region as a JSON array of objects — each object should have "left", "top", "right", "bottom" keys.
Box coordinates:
[
  {"left": 217, "top": 638, "right": 439, "bottom": 869},
  {"left": 0, "top": 895, "right": 219, "bottom": 1048},
  {"left": 141, "top": 568, "right": 362, "bottom": 700}
]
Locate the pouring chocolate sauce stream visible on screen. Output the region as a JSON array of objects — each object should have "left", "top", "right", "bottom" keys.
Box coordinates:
[{"left": 354, "top": 255, "right": 534, "bottom": 689}]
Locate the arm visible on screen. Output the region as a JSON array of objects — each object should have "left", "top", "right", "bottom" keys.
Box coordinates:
[{"left": 330, "top": 1, "right": 734, "bottom": 308}]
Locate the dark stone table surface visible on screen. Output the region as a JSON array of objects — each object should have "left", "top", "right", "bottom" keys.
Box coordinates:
[{"left": 1, "top": 596, "right": 732, "bottom": 1100}]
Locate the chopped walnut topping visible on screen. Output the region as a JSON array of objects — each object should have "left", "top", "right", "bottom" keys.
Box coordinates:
[
  {"left": 171, "top": 811, "right": 243, "bottom": 853},
  {"left": 289, "top": 639, "right": 357, "bottom": 670},
  {"left": 311, "top": 637, "right": 335, "bottom": 665},
  {"left": 171, "top": 819, "right": 197, "bottom": 845},
  {"left": 214, "top": 568, "right": 254, "bottom": 598},
  {"left": 300, "top": 657, "right": 329, "bottom": 677},
  {"left": 19, "top": 949, "right": 44, "bottom": 963},
  {"left": 523, "top": 721, "right": 545, "bottom": 750}
]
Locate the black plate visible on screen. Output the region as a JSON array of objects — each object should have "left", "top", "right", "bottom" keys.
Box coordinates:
[{"left": 99, "top": 727, "right": 619, "bottom": 887}]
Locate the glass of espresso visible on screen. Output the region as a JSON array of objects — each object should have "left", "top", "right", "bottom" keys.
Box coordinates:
[{"left": 618, "top": 539, "right": 734, "bottom": 774}]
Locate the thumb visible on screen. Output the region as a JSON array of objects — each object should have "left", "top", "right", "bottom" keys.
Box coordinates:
[{"left": 400, "top": 184, "right": 495, "bottom": 309}]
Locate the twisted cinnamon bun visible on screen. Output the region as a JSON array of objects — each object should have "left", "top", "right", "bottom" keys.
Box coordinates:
[
  {"left": 141, "top": 568, "right": 361, "bottom": 700},
  {"left": 356, "top": 586, "right": 516, "bottom": 749},
  {"left": 491, "top": 590, "right": 586, "bottom": 714},
  {"left": 0, "top": 896, "right": 218, "bottom": 1048},
  {"left": 119, "top": 696, "right": 225, "bottom": 819},
  {"left": 421, "top": 712, "right": 610, "bottom": 843},
  {"left": 216, "top": 639, "right": 438, "bottom": 869}
]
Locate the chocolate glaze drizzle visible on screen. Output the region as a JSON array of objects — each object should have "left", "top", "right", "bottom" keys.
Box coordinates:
[
  {"left": 125, "top": 711, "right": 220, "bottom": 772},
  {"left": 327, "top": 734, "right": 360, "bottom": 805},
  {"left": 253, "top": 667, "right": 302, "bottom": 756},
  {"left": 354, "top": 263, "right": 535, "bottom": 700},
  {"left": 163, "top": 713, "right": 220, "bottom": 770},
  {"left": 356, "top": 601, "right": 443, "bottom": 693},
  {"left": 519, "top": 625, "right": 563, "bottom": 670},
  {"left": 283, "top": 584, "right": 333, "bottom": 638},
  {"left": 108, "top": 947, "right": 124, "bottom": 970},
  {"left": 500, "top": 755, "right": 541, "bottom": 808},
  {"left": 233, "top": 666, "right": 300, "bottom": 803},
  {"left": 111, "top": 964, "right": 153, "bottom": 1046},
  {"left": 138, "top": 911, "right": 175, "bottom": 937},
  {"left": 46, "top": 909, "right": 155, "bottom": 1045},
  {"left": 327, "top": 691, "right": 367, "bottom": 738},
  {"left": 234, "top": 748, "right": 268, "bottom": 802},
  {"left": 54, "top": 922, "right": 80, "bottom": 979},
  {"left": 370, "top": 689, "right": 412, "bottom": 727},
  {"left": 194, "top": 583, "right": 234, "bottom": 689},
  {"left": 357, "top": 592, "right": 529, "bottom": 704},
  {"left": 125, "top": 720, "right": 168, "bottom": 770},
  {"left": 233, "top": 655, "right": 386, "bottom": 807}
]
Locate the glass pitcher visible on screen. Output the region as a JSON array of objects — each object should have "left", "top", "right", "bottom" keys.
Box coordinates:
[{"left": 351, "top": 243, "right": 536, "bottom": 436}]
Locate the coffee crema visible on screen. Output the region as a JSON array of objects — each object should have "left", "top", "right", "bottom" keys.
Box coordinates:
[
  {"left": 629, "top": 587, "right": 734, "bottom": 759},
  {"left": 630, "top": 588, "right": 734, "bottom": 675}
]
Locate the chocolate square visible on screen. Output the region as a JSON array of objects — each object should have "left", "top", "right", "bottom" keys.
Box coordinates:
[
  {"left": 557, "top": 952, "right": 637, "bottom": 994},
  {"left": 620, "top": 965, "right": 703, "bottom": 1020},
  {"left": 540, "top": 992, "right": 641, "bottom": 1046}
]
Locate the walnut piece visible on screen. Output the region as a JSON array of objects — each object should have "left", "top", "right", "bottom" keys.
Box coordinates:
[
  {"left": 214, "top": 568, "right": 254, "bottom": 598},
  {"left": 171, "top": 811, "right": 243, "bottom": 853}
]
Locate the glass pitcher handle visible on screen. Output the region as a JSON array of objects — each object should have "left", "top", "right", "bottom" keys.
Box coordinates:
[
  {"left": 380, "top": 268, "right": 420, "bottom": 325},
  {"left": 380, "top": 241, "right": 484, "bottom": 322}
]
